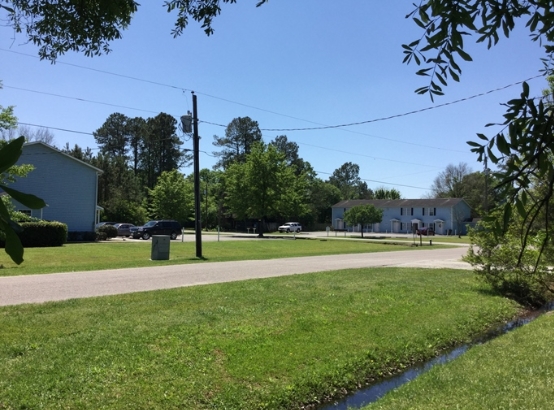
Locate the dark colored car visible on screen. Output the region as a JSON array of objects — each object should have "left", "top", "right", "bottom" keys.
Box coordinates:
[
  {"left": 416, "top": 227, "right": 435, "bottom": 236},
  {"left": 132, "top": 220, "right": 181, "bottom": 240},
  {"left": 114, "top": 223, "right": 135, "bottom": 237}
]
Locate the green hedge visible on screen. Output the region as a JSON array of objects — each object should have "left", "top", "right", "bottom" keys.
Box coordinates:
[
  {"left": 0, "top": 221, "right": 68, "bottom": 248},
  {"left": 96, "top": 224, "right": 117, "bottom": 239}
]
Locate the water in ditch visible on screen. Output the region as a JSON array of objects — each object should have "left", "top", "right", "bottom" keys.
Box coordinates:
[{"left": 319, "top": 304, "right": 552, "bottom": 410}]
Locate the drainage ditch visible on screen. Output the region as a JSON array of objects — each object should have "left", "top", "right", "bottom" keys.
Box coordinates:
[{"left": 319, "top": 303, "right": 553, "bottom": 410}]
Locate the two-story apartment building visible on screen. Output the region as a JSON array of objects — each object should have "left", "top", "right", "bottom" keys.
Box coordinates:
[
  {"left": 8, "top": 141, "right": 102, "bottom": 233},
  {"left": 331, "top": 198, "right": 472, "bottom": 235}
]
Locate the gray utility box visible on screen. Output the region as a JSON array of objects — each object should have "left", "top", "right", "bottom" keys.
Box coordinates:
[{"left": 151, "top": 235, "right": 170, "bottom": 260}]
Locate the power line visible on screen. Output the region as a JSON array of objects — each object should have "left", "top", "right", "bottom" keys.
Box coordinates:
[
  {"left": 0, "top": 49, "right": 189, "bottom": 93},
  {"left": 17, "top": 122, "right": 94, "bottom": 136},
  {"left": 261, "top": 75, "right": 544, "bottom": 132},
  {"left": 315, "top": 170, "right": 430, "bottom": 191},
  {"left": 14, "top": 120, "right": 445, "bottom": 170},
  {"left": 3, "top": 48, "right": 543, "bottom": 158},
  {"left": 2, "top": 47, "right": 543, "bottom": 136},
  {"left": 297, "top": 141, "right": 441, "bottom": 169},
  {"left": 4, "top": 85, "right": 161, "bottom": 115},
  {"left": 6, "top": 83, "right": 469, "bottom": 153}
]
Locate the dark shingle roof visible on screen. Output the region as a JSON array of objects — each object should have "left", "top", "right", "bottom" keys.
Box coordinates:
[{"left": 332, "top": 198, "right": 468, "bottom": 208}]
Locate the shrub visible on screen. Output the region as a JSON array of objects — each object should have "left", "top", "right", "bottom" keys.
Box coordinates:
[
  {"left": 97, "top": 224, "right": 118, "bottom": 239},
  {"left": 464, "top": 211, "right": 554, "bottom": 307},
  {"left": 0, "top": 221, "right": 67, "bottom": 248},
  {"left": 96, "top": 231, "right": 108, "bottom": 241}
]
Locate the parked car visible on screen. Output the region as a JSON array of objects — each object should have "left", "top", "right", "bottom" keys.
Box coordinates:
[
  {"left": 132, "top": 220, "right": 181, "bottom": 240},
  {"left": 416, "top": 227, "right": 435, "bottom": 236},
  {"left": 114, "top": 223, "right": 135, "bottom": 237},
  {"left": 278, "top": 222, "right": 302, "bottom": 233}
]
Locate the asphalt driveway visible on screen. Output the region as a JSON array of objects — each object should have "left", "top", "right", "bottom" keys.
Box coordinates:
[{"left": 0, "top": 246, "right": 470, "bottom": 306}]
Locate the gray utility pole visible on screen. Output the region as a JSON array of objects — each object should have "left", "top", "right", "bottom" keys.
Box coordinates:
[{"left": 192, "top": 92, "right": 202, "bottom": 258}]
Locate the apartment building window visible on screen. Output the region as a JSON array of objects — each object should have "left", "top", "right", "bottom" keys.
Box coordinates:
[
  {"left": 429, "top": 207, "right": 436, "bottom": 216},
  {"left": 422, "top": 208, "right": 426, "bottom": 216},
  {"left": 410, "top": 207, "right": 414, "bottom": 216},
  {"left": 400, "top": 207, "right": 404, "bottom": 215}
]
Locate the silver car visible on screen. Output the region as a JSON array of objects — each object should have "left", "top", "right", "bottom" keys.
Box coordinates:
[
  {"left": 278, "top": 222, "right": 302, "bottom": 233},
  {"left": 114, "top": 223, "right": 135, "bottom": 237}
]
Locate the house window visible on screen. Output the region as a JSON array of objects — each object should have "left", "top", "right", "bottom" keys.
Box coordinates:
[
  {"left": 429, "top": 207, "right": 436, "bottom": 216},
  {"left": 422, "top": 208, "right": 426, "bottom": 216},
  {"left": 19, "top": 209, "right": 31, "bottom": 216},
  {"left": 400, "top": 207, "right": 404, "bottom": 215},
  {"left": 410, "top": 208, "right": 414, "bottom": 216},
  {"left": 400, "top": 222, "right": 405, "bottom": 230}
]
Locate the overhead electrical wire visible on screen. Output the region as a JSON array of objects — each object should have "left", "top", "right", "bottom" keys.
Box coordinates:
[
  {"left": 2, "top": 47, "right": 544, "bottom": 188},
  {"left": 6, "top": 81, "right": 471, "bottom": 154},
  {"left": 1, "top": 47, "right": 543, "bottom": 135},
  {"left": 315, "top": 170, "right": 429, "bottom": 191},
  {"left": 4, "top": 85, "right": 161, "bottom": 115}
]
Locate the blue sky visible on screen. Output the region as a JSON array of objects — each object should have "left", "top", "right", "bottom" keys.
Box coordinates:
[{"left": 0, "top": 1, "right": 547, "bottom": 198}]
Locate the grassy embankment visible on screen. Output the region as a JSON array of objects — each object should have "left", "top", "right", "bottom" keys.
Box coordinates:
[
  {"left": 364, "top": 311, "right": 554, "bottom": 409},
  {"left": 1, "top": 267, "right": 519, "bottom": 409},
  {"left": 0, "top": 238, "right": 450, "bottom": 276}
]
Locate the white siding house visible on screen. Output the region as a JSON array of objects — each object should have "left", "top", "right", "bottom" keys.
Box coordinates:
[
  {"left": 331, "top": 198, "right": 472, "bottom": 235},
  {"left": 9, "top": 142, "right": 102, "bottom": 232}
]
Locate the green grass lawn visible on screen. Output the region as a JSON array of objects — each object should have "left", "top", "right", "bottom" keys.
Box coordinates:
[
  {"left": 0, "top": 267, "right": 518, "bottom": 409},
  {"left": 364, "top": 311, "right": 554, "bottom": 410},
  {"left": 0, "top": 238, "right": 451, "bottom": 276},
  {"left": 342, "top": 234, "right": 472, "bottom": 245}
]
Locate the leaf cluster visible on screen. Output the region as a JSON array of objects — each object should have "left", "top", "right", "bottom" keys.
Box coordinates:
[
  {"left": 7, "top": 0, "right": 138, "bottom": 61},
  {"left": 166, "top": 0, "right": 268, "bottom": 36},
  {"left": 468, "top": 82, "right": 554, "bottom": 267},
  {"left": 465, "top": 209, "right": 554, "bottom": 306},
  {"left": 343, "top": 204, "right": 384, "bottom": 227},
  {"left": 403, "top": 0, "right": 553, "bottom": 100},
  {"left": 0, "top": 137, "right": 46, "bottom": 264}
]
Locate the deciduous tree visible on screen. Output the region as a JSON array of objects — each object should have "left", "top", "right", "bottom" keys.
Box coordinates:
[
  {"left": 374, "top": 186, "right": 402, "bottom": 200},
  {"left": 343, "top": 204, "right": 383, "bottom": 238},
  {"left": 225, "top": 142, "right": 308, "bottom": 236},
  {"left": 1, "top": 1, "right": 269, "bottom": 61},
  {"left": 17, "top": 125, "right": 55, "bottom": 145},
  {"left": 148, "top": 169, "right": 193, "bottom": 224},
  {"left": 308, "top": 179, "right": 342, "bottom": 224}
]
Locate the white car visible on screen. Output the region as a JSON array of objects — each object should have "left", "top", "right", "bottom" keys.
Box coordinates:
[{"left": 278, "top": 222, "right": 302, "bottom": 233}]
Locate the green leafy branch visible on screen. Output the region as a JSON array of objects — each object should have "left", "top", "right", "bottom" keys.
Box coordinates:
[
  {"left": 467, "top": 82, "right": 554, "bottom": 268},
  {"left": 0, "top": 136, "right": 46, "bottom": 264},
  {"left": 403, "top": 0, "right": 551, "bottom": 100}
]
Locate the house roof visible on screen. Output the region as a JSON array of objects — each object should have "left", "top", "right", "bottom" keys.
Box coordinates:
[
  {"left": 22, "top": 141, "right": 103, "bottom": 173},
  {"left": 332, "top": 198, "right": 469, "bottom": 208}
]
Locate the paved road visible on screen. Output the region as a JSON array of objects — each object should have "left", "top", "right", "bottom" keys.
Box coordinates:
[{"left": 0, "top": 246, "right": 470, "bottom": 307}]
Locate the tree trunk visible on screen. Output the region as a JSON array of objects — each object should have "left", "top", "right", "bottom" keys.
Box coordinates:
[{"left": 257, "top": 218, "right": 264, "bottom": 237}]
